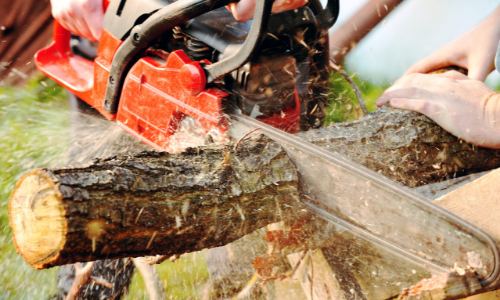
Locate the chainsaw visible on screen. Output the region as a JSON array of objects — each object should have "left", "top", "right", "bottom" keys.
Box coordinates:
[{"left": 35, "top": 0, "right": 500, "bottom": 297}]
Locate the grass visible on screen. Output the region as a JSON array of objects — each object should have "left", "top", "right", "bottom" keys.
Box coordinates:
[
  {"left": 325, "top": 69, "right": 389, "bottom": 125},
  {"left": 124, "top": 251, "right": 209, "bottom": 300},
  {"left": 0, "top": 76, "right": 214, "bottom": 300},
  {"left": 0, "top": 68, "right": 382, "bottom": 299},
  {"left": 0, "top": 76, "right": 70, "bottom": 299}
]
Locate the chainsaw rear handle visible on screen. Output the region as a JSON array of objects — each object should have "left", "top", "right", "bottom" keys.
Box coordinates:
[
  {"left": 102, "top": 0, "right": 340, "bottom": 114},
  {"left": 49, "top": 0, "right": 112, "bottom": 63},
  {"left": 51, "top": 20, "right": 73, "bottom": 59},
  {"left": 37, "top": 0, "right": 111, "bottom": 105}
]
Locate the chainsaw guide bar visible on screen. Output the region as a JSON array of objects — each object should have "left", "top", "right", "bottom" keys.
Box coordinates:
[{"left": 232, "top": 113, "right": 500, "bottom": 291}]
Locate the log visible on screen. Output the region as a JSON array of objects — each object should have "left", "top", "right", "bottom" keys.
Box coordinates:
[
  {"left": 10, "top": 106, "right": 500, "bottom": 270},
  {"left": 9, "top": 134, "right": 304, "bottom": 269},
  {"left": 298, "top": 105, "right": 500, "bottom": 187}
]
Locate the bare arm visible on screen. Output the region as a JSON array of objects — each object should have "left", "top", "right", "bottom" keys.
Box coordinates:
[{"left": 405, "top": 5, "right": 500, "bottom": 81}]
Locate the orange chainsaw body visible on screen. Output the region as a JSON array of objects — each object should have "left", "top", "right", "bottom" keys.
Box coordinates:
[{"left": 35, "top": 22, "right": 234, "bottom": 151}]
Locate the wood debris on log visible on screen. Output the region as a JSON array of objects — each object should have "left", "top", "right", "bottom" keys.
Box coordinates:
[
  {"left": 9, "top": 134, "right": 305, "bottom": 269},
  {"left": 398, "top": 270, "right": 481, "bottom": 300},
  {"left": 9, "top": 105, "right": 500, "bottom": 275},
  {"left": 299, "top": 105, "right": 500, "bottom": 187}
]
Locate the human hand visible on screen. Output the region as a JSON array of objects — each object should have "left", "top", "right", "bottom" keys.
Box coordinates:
[
  {"left": 376, "top": 71, "right": 500, "bottom": 148},
  {"left": 50, "top": 0, "right": 104, "bottom": 42},
  {"left": 404, "top": 6, "right": 500, "bottom": 81},
  {"left": 228, "top": 0, "right": 308, "bottom": 22}
]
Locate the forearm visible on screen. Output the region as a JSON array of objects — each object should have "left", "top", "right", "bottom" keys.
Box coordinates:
[
  {"left": 477, "top": 5, "right": 500, "bottom": 39},
  {"left": 480, "top": 92, "right": 500, "bottom": 148},
  {"left": 405, "top": 5, "right": 500, "bottom": 80}
]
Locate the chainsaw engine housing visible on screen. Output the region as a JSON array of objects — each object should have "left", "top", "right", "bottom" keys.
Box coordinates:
[
  {"left": 35, "top": 0, "right": 337, "bottom": 150},
  {"left": 102, "top": 0, "right": 333, "bottom": 137}
]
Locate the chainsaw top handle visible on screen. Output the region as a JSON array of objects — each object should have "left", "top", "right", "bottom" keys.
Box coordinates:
[{"left": 101, "top": 0, "right": 340, "bottom": 114}]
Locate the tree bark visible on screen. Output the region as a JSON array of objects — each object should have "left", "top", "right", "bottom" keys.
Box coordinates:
[
  {"left": 10, "top": 106, "right": 500, "bottom": 270},
  {"left": 9, "top": 134, "right": 303, "bottom": 269},
  {"left": 298, "top": 105, "right": 500, "bottom": 187}
]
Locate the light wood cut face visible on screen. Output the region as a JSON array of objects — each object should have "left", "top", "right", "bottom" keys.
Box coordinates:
[{"left": 9, "top": 170, "right": 66, "bottom": 269}]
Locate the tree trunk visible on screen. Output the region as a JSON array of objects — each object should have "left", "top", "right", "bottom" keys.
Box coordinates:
[
  {"left": 9, "top": 134, "right": 303, "bottom": 269},
  {"left": 298, "top": 105, "right": 500, "bottom": 187},
  {"left": 10, "top": 106, "right": 500, "bottom": 270}
]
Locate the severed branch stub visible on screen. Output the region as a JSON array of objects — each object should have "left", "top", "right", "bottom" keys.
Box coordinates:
[
  {"left": 145, "top": 254, "right": 170, "bottom": 265},
  {"left": 329, "top": 60, "right": 369, "bottom": 116},
  {"left": 234, "top": 127, "right": 261, "bottom": 152}
]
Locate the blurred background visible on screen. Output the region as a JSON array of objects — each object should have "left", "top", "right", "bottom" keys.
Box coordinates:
[
  {"left": 1, "top": 0, "right": 500, "bottom": 299},
  {"left": 331, "top": 0, "right": 500, "bottom": 86}
]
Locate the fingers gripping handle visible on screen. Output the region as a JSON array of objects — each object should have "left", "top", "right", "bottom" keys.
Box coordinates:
[
  {"left": 51, "top": 0, "right": 110, "bottom": 60},
  {"left": 35, "top": 0, "right": 112, "bottom": 104}
]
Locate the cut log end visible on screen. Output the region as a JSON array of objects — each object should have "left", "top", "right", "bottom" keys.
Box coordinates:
[
  {"left": 9, "top": 169, "right": 67, "bottom": 269},
  {"left": 9, "top": 136, "right": 302, "bottom": 268}
]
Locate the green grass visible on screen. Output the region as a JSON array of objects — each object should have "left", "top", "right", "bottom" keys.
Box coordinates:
[
  {"left": 0, "top": 69, "right": 381, "bottom": 299},
  {"left": 326, "top": 69, "right": 389, "bottom": 124},
  {"left": 124, "top": 251, "right": 209, "bottom": 300},
  {"left": 0, "top": 76, "right": 213, "bottom": 300},
  {"left": 0, "top": 76, "right": 70, "bottom": 299}
]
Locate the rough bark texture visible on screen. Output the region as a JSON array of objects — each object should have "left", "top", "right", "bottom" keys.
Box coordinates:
[
  {"left": 10, "top": 105, "right": 500, "bottom": 272},
  {"left": 10, "top": 134, "right": 304, "bottom": 269},
  {"left": 300, "top": 105, "right": 500, "bottom": 187}
]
